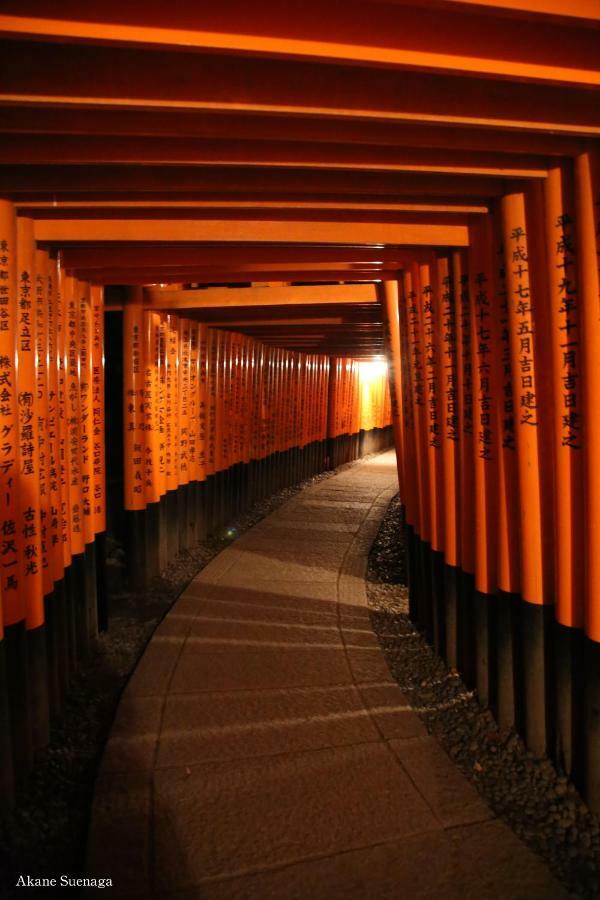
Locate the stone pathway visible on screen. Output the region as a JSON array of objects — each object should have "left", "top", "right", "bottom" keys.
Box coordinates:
[{"left": 87, "top": 451, "right": 565, "bottom": 899}]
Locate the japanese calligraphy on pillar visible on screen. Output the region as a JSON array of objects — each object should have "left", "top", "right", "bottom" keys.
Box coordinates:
[
  {"left": 221, "top": 332, "right": 231, "bottom": 468},
  {"left": 215, "top": 330, "right": 225, "bottom": 470},
  {"left": 422, "top": 277, "right": 441, "bottom": 449},
  {"left": 143, "top": 311, "right": 157, "bottom": 504},
  {"left": 495, "top": 231, "right": 516, "bottom": 452},
  {"left": 473, "top": 269, "right": 494, "bottom": 461},
  {"left": 165, "top": 314, "right": 179, "bottom": 491},
  {"left": 17, "top": 218, "right": 43, "bottom": 625},
  {"left": 554, "top": 207, "right": 581, "bottom": 450},
  {"left": 197, "top": 323, "right": 208, "bottom": 480},
  {"left": 459, "top": 267, "right": 473, "bottom": 438},
  {"left": 178, "top": 318, "right": 190, "bottom": 485},
  {"left": 188, "top": 319, "right": 199, "bottom": 482},
  {"left": 123, "top": 294, "right": 145, "bottom": 509},
  {"left": 78, "top": 281, "right": 94, "bottom": 543},
  {"left": 158, "top": 315, "right": 167, "bottom": 489},
  {"left": 0, "top": 202, "right": 19, "bottom": 618},
  {"left": 90, "top": 285, "right": 106, "bottom": 533},
  {"left": 509, "top": 225, "right": 538, "bottom": 429},
  {"left": 452, "top": 251, "right": 474, "bottom": 576},
  {"left": 407, "top": 285, "right": 424, "bottom": 412},
  {"left": 46, "top": 258, "right": 62, "bottom": 581},
  {"left": 438, "top": 257, "right": 459, "bottom": 569},
  {"left": 398, "top": 277, "right": 418, "bottom": 530},
  {"left": 56, "top": 264, "right": 72, "bottom": 570},
  {"left": 545, "top": 164, "right": 583, "bottom": 627},
  {"left": 232, "top": 334, "right": 242, "bottom": 463},
  {"left": 66, "top": 277, "right": 84, "bottom": 552},
  {"left": 440, "top": 266, "right": 458, "bottom": 445},
  {"left": 501, "top": 192, "right": 546, "bottom": 604},
  {"left": 238, "top": 337, "right": 249, "bottom": 463},
  {"left": 207, "top": 328, "right": 217, "bottom": 475},
  {"left": 35, "top": 251, "right": 50, "bottom": 591}
]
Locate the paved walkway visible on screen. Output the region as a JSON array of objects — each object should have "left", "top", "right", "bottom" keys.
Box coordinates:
[{"left": 88, "top": 451, "right": 564, "bottom": 899}]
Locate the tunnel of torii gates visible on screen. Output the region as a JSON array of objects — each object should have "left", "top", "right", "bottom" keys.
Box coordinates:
[{"left": 0, "top": 1, "right": 599, "bottom": 826}]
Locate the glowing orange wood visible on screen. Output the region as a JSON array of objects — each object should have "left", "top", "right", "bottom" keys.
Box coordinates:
[{"left": 34, "top": 219, "right": 470, "bottom": 246}]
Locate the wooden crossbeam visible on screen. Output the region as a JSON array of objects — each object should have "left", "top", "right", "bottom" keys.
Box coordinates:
[
  {"left": 0, "top": 166, "right": 506, "bottom": 198},
  {"left": 0, "top": 107, "right": 589, "bottom": 158},
  {"left": 34, "top": 218, "right": 469, "bottom": 245},
  {"left": 143, "top": 283, "right": 378, "bottom": 309},
  {"left": 1, "top": 42, "right": 598, "bottom": 135},
  {"left": 0, "top": 136, "right": 550, "bottom": 178},
  {"left": 0, "top": 0, "right": 598, "bottom": 86}
]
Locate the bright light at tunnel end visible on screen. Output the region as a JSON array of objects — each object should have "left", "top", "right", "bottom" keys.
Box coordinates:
[{"left": 358, "top": 357, "right": 388, "bottom": 379}]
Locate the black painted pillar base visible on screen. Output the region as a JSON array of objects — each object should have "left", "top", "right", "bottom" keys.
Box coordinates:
[
  {"left": 584, "top": 637, "right": 600, "bottom": 813},
  {"left": 185, "top": 481, "right": 197, "bottom": 547},
  {"left": 405, "top": 526, "right": 419, "bottom": 625},
  {"left": 520, "top": 600, "right": 553, "bottom": 758},
  {"left": 26, "top": 623, "right": 50, "bottom": 751},
  {"left": 197, "top": 480, "right": 208, "bottom": 540},
  {"left": 53, "top": 578, "right": 70, "bottom": 691},
  {"left": 242, "top": 462, "right": 251, "bottom": 508},
  {"left": 0, "top": 637, "right": 14, "bottom": 811},
  {"left": 211, "top": 471, "right": 220, "bottom": 530},
  {"left": 443, "top": 564, "right": 459, "bottom": 670},
  {"left": 127, "top": 509, "right": 148, "bottom": 591},
  {"left": 178, "top": 483, "right": 189, "bottom": 552},
  {"left": 217, "top": 470, "right": 227, "bottom": 528},
  {"left": 95, "top": 533, "right": 108, "bottom": 632},
  {"left": 73, "top": 551, "right": 90, "bottom": 658},
  {"left": 145, "top": 502, "right": 161, "bottom": 579},
  {"left": 65, "top": 556, "right": 81, "bottom": 669},
  {"left": 231, "top": 465, "right": 240, "bottom": 517},
  {"left": 84, "top": 541, "right": 98, "bottom": 639},
  {"left": 44, "top": 590, "right": 61, "bottom": 719},
  {"left": 212, "top": 470, "right": 223, "bottom": 528},
  {"left": 165, "top": 490, "right": 179, "bottom": 562},
  {"left": 474, "top": 589, "right": 496, "bottom": 711},
  {"left": 326, "top": 437, "right": 334, "bottom": 470},
  {"left": 554, "top": 622, "right": 584, "bottom": 784},
  {"left": 230, "top": 465, "right": 237, "bottom": 518},
  {"left": 158, "top": 497, "right": 168, "bottom": 572},
  {"left": 418, "top": 540, "right": 433, "bottom": 641},
  {"left": 496, "top": 590, "right": 521, "bottom": 733},
  {"left": 188, "top": 481, "right": 200, "bottom": 544},
  {"left": 458, "top": 572, "right": 476, "bottom": 689},
  {"left": 204, "top": 475, "right": 214, "bottom": 534},
  {"left": 4, "top": 621, "right": 32, "bottom": 789},
  {"left": 431, "top": 550, "right": 445, "bottom": 657},
  {"left": 250, "top": 456, "right": 256, "bottom": 497}
]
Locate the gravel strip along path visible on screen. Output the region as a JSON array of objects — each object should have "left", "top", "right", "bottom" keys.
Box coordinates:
[{"left": 367, "top": 494, "right": 600, "bottom": 900}]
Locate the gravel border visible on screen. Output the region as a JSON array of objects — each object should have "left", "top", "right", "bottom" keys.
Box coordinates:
[
  {"left": 0, "top": 453, "right": 383, "bottom": 900},
  {"left": 366, "top": 494, "right": 600, "bottom": 900}
]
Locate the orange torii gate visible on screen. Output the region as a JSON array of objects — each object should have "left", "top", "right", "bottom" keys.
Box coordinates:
[
  {"left": 0, "top": 0, "right": 599, "bottom": 824},
  {"left": 381, "top": 150, "right": 600, "bottom": 811}
]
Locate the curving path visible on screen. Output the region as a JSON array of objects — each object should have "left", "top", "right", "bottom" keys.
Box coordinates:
[{"left": 87, "top": 451, "right": 564, "bottom": 899}]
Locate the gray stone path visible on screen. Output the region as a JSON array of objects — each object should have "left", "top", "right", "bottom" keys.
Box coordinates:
[{"left": 87, "top": 451, "right": 565, "bottom": 899}]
